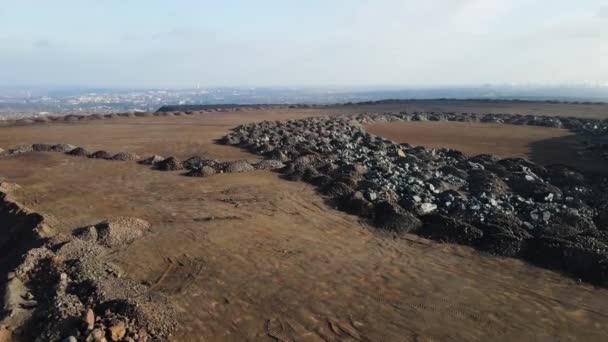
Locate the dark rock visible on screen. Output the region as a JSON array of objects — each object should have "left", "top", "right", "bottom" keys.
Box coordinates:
[
  {"left": 373, "top": 201, "right": 422, "bottom": 233},
  {"left": 338, "top": 192, "right": 374, "bottom": 218},
  {"left": 322, "top": 182, "right": 354, "bottom": 199},
  {"left": 468, "top": 170, "right": 509, "bottom": 197},
  {"left": 156, "top": 157, "right": 183, "bottom": 171},
  {"left": 32, "top": 143, "right": 53, "bottom": 152},
  {"left": 479, "top": 232, "right": 528, "bottom": 257},
  {"left": 419, "top": 214, "right": 484, "bottom": 245},
  {"left": 185, "top": 166, "right": 216, "bottom": 178},
  {"left": 182, "top": 156, "right": 206, "bottom": 170},
  {"left": 66, "top": 147, "right": 90, "bottom": 157},
  {"left": 89, "top": 150, "right": 113, "bottom": 160}
]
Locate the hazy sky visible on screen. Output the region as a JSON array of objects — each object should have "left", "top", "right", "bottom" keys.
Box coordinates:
[{"left": 1, "top": 0, "right": 607, "bottom": 88}]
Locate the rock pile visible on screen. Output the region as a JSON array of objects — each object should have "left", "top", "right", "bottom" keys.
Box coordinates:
[
  {"left": 221, "top": 113, "right": 608, "bottom": 285},
  {"left": 67, "top": 147, "right": 90, "bottom": 157},
  {"left": 89, "top": 151, "right": 114, "bottom": 160},
  {"left": 139, "top": 155, "right": 164, "bottom": 166},
  {"left": 155, "top": 157, "right": 183, "bottom": 171}
]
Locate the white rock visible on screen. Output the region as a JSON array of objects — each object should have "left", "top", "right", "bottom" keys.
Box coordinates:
[
  {"left": 420, "top": 203, "right": 437, "bottom": 214},
  {"left": 525, "top": 175, "right": 535, "bottom": 181},
  {"left": 413, "top": 195, "right": 422, "bottom": 203}
]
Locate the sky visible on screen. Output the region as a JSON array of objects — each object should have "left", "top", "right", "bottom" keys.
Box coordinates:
[{"left": 1, "top": 0, "right": 607, "bottom": 88}]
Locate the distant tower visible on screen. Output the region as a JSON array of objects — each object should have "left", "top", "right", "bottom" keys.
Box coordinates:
[{"left": 196, "top": 83, "right": 200, "bottom": 90}]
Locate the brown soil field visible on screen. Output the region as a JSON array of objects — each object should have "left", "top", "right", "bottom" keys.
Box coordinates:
[
  {"left": 367, "top": 121, "right": 608, "bottom": 174},
  {"left": 328, "top": 100, "right": 608, "bottom": 120},
  {"left": 1, "top": 106, "right": 608, "bottom": 341}
]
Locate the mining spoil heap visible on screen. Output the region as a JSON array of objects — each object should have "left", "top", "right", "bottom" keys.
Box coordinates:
[{"left": 1, "top": 103, "right": 608, "bottom": 341}]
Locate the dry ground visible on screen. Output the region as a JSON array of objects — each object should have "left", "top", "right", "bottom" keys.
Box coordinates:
[
  {"left": 366, "top": 121, "right": 608, "bottom": 174},
  {"left": 327, "top": 100, "right": 608, "bottom": 120},
  {"left": 1, "top": 106, "right": 608, "bottom": 341}
]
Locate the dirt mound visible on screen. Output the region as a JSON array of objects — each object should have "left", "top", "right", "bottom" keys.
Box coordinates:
[
  {"left": 0, "top": 182, "right": 21, "bottom": 193},
  {"left": 94, "top": 217, "right": 150, "bottom": 248},
  {"left": 156, "top": 157, "right": 183, "bottom": 171},
  {"left": 221, "top": 160, "right": 255, "bottom": 173},
  {"left": 111, "top": 152, "right": 140, "bottom": 161},
  {"left": 66, "top": 147, "right": 90, "bottom": 157},
  {"left": 0, "top": 200, "right": 174, "bottom": 341}
]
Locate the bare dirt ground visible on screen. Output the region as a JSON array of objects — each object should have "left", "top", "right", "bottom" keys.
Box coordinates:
[
  {"left": 328, "top": 100, "right": 608, "bottom": 120},
  {"left": 1, "top": 106, "right": 608, "bottom": 341},
  {"left": 366, "top": 121, "right": 608, "bottom": 173}
]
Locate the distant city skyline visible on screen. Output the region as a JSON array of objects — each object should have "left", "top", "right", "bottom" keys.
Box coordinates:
[{"left": 1, "top": 1, "right": 607, "bottom": 88}]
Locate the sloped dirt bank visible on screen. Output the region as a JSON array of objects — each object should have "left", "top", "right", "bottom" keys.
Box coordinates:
[{"left": 0, "top": 184, "right": 176, "bottom": 341}]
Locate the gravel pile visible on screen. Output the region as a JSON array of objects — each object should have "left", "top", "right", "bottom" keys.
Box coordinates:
[
  {"left": 253, "top": 159, "right": 286, "bottom": 170},
  {"left": 220, "top": 160, "right": 255, "bottom": 173},
  {"left": 111, "top": 152, "right": 140, "bottom": 161},
  {"left": 221, "top": 113, "right": 608, "bottom": 285}
]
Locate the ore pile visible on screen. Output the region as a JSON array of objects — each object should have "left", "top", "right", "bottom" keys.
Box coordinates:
[{"left": 221, "top": 114, "right": 608, "bottom": 285}]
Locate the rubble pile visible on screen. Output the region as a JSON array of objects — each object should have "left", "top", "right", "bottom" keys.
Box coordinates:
[{"left": 221, "top": 113, "right": 608, "bottom": 285}]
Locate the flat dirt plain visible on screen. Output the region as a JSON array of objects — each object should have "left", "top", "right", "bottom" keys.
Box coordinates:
[{"left": 1, "top": 103, "right": 608, "bottom": 341}]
